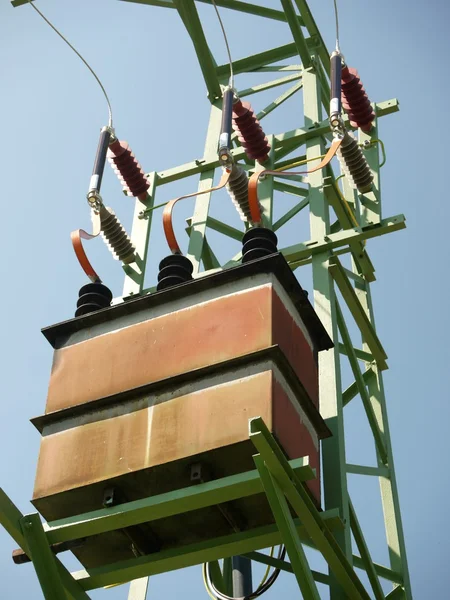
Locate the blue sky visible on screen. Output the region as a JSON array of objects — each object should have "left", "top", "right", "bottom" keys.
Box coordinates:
[{"left": 0, "top": 1, "right": 448, "bottom": 598}]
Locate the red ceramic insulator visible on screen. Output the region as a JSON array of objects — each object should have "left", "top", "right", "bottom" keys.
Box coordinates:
[
  {"left": 108, "top": 140, "right": 150, "bottom": 200},
  {"left": 232, "top": 100, "right": 271, "bottom": 163},
  {"left": 341, "top": 66, "right": 375, "bottom": 132}
]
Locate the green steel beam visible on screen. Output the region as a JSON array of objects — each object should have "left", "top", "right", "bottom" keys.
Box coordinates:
[
  {"left": 172, "top": 0, "right": 222, "bottom": 101},
  {"left": 323, "top": 173, "right": 376, "bottom": 283},
  {"left": 338, "top": 343, "right": 374, "bottom": 363},
  {"left": 342, "top": 265, "right": 366, "bottom": 285},
  {"left": 256, "top": 81, "right": 304, "bottom": 122},
  {"left": 330, "top": 257, "right": 388, "bottom": 370},
  {"left": 119, "top": 0, "right": 306, "bottom": 25},
  {"left": 222, "top": 558, "right": 233, "bottom": 595},
  {"left": 254, "top": 455, "right": 320, "bottom": 599},
  {"left": 201, "top": 236, "right": 221, "bottom": 269},
  {"left": 336, "top": 300, "right": 388, "bottom": 463},
  {"left": 342, "top": 367, "right": 376, "bottom": 406},
  {"left": 186, "top": 101, "right": 222, "bottom": 274},
  {"left": 152, "top": 99, "right": 399, "bottom": 186},
  {"left": 279, "top": 0, "right": 311, "bottom": 67},
  {"left": 353, "top": 556, "right": 403, "bottom": 585},
  {"left": 348, "top": 499, "right": 385, "bottom": 600},
  {"left": 249, "top": 417, "right": 371, "bottom": 600},
  {"left": 208, "top": 560, "right": 225, "bottom": 593},
  {"left": 203, "top": 216, "right": 243, "bottom": 241},
  {"left": 293, "top": 0, "right": 330, "bottom": 74},
  {"left": 281, "top": 214, "right": 406, "bottom": 264},
  {"left": 243, "top": 551, "right": 330, "bottom": 585},
  {"left": 386, "top": 585, "right": 407, "bottom": 599},
  {"left": 45, "top": 457, "right": 313, "bottom": 546},
  {"left": 237, "top": 72, "right": 302, "bottom": 98},
  {"left": 273, "top": 197, "right": 309, "bottom": 232},
  {"left": 353, "top": 279, "right": 412, "bottom": 598},
  {"left": 273, "top": 181, "right": 308, "bottom": 197},
  {"left": 21, "top": 513, "right": 68, "bottom": 600},
  {"left": 217, "top": 42, "right": 298, "bottom": 78},
  {"left": 0, "top": 490, "right": 90, "bottom": 600},
  {"left": 346, "top": 464, "right": 390, "bottom": 477},
  {"left": 71, "top": 510, "right": 342, "bottom": 590},
  {"left": 303, "top": 66, "right": 352, "bottom": 597}
]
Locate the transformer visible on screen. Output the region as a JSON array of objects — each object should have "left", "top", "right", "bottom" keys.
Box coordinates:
[{"left": 31, "top": 254, "right": 331, "bottom": 570}]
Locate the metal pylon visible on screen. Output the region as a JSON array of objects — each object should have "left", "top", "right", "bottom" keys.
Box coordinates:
[{"left": 2, "top": 1, "right": 412, "bottom": 599}]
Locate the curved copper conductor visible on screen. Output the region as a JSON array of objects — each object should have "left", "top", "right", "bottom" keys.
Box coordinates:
[
  {"left": 71, "top": 210, "right": 102, "bottom": 283},
  {"left": 163, "top": 170, "right": 232, "bottom": 254},
  {"left": 248, "top": 138, "right": 343, "bottom": 224}
]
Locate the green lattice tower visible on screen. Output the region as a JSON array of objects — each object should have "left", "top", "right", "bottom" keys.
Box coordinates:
[{"left": 2, "top": 1, "right": 412, "bottom": 599}]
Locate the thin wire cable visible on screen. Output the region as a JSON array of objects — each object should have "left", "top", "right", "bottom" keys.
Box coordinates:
[
  {"left": 27, "top": 0, "right": 113, "bottom": 127},
  {"left": 333, "top": 0, "right": 340, "bottom": 53},
  {"left": 210, "top": 0, "right": 234, "bottom": 89}
]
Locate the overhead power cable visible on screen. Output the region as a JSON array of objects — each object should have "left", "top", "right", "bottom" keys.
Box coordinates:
[
  {"left": 27, "top": 0, "right": 113, "bottom": 127},
  {"left": 210, "top": 0, "right": 234, "bottom": 89}
]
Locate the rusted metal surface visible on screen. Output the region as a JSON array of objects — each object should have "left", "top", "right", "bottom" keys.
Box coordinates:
[
  {"left": 272, "top": 378, "right": 320, "bottom": 503},
  {"left": 35, "top": 371, "right": 274, "bottom": 500},
  {"left": 272, "top": 289, "right": 319, "bottom": 407},
  {"left": 45, "top": 284, "right": 316, "bottom": 414},
  {"left": 32, "top": 366, "right": 323, "bottom": 569}
]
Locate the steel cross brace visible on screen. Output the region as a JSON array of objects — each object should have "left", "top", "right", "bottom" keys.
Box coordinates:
[
  {"left": 249, "top": 417, "right": 371, "bottom": 600},
  {"left": 0, "top": 490, "right": 90, "bottom": 600}
]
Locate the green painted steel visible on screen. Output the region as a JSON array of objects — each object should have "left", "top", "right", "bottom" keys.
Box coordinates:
[
  {"left": 20, "top": 514, "right": 67, "bottom": 600},
  {"left": 45, "top": 457, "right": 313, "bottom": 545},
  {"left": 254, "top": 455, "right": 320, "bottom": 599},
  {"left": 5, "top": 1, "right": 413, "bottom": 598},
  {"left": 348, "top": 499, "right": 385, "bottom": 600},
  {"left": 70, "top": 508, "right": 342, "bottom": 591},
  {"left": 249, "top": 417, "right": 371, "bottom": 600}
]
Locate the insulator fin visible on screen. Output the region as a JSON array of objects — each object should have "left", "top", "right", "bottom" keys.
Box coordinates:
[
  {"left": 99, "top": 205, "right": 136, "bottom": 264},
  {"left": 242, "top": 228, "right": 278, "bottom": 263},
  {"left": 156, "top": 254, "right": 193, "bottom": 291},
  {"left": 233, "top": 100, "right": 271, "bottom": 163},
  {"left": 341, "top": 67, "right": 375, "bottom": 132},
  {"left": 225, "top": 164, "right": 262, "bottom": 223},
  {"left": 337, "top": 132, "right": 373, "bottom": 194},
  {"left": 75, "top": 282, "right": 113, "bottom": 317},
  {"left": 108, "top": 140, "right": 150, "bottom": 200}
]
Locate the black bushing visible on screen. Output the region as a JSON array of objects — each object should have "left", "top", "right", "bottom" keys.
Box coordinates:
[
  {"left": 242, "top": 227, "right": 278, "bottom": 263},
  {"left": 75, "top": 282, "right": 113, "bottom": 317},
  {"left": 157, "top": 254, "right": 194, "bottom": 291}
]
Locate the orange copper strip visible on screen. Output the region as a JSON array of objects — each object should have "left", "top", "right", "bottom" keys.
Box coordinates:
[
  {"left": 70, "top": 210, "right": 102, "bottom": 283},
  {"left": 248, "top": 137, "right": 343, "bottom": 224},
  {"left": 162, "top": 170, "right": 231, "bottom": 254}
]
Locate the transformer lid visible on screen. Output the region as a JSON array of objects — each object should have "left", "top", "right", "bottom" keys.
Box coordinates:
[{"left": 42, "top": 253, "right": 333, "bottom": 352}]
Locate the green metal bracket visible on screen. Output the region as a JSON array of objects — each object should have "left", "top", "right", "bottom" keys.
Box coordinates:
[
  {"left": 249, "top": 417, "right": 371, "bottom": 600},
  {"left": 279, "top": 0, "right": 311, "bottom": 67},
  {"left": 254, "top": 454, "right": 320, "bottom": 599},
  {"left": 329, "top": 256, "right": 388, "bottom": 370},
  {"left": 348, "top": 499, "right": 385, "bottom": 600},
  {"left": 386, "top": 585, "right": 407, "bottom": 599},
  {"left": 342, "top": 368, "right": 377, "bottom": 407},
  {"left": 0, "top": 490, "right": 90, "bottom": 600},
  {"left": 172, "top": 0, "right": 222, "bottom": 101},
  {"left": 336, "top": 300, "right": 388, "bottom": 463},
  {"left": 282, "top": 214, "right": 405, "bottom": 265},
  {"left": 20, "top": 513, "right": 67, "bottom": 600},
  {"left": 45, "top": 457, "right": 313, "bottom": 546}
]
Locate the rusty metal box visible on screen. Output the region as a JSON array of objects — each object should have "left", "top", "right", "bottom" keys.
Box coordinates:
[{"left": 31, "top": 254, "right": 332, "bottom": 568}]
